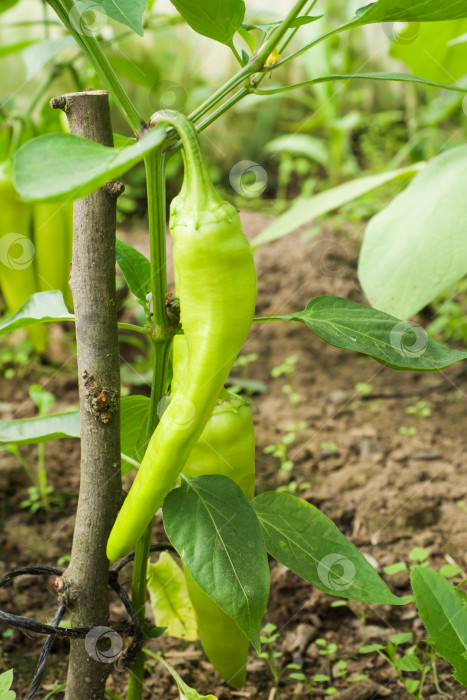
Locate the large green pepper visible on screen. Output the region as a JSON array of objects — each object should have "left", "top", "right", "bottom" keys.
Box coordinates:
[
  {"left": 107, "top": 111, "right": 257, "bottom": 561},
  {"left": 0, "top": 161, "right": 47, "bottom": 352}
]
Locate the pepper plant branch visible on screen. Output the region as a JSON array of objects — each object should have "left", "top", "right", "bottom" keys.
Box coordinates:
[{"left": 267, "top": 19, "right": 357, "bottom": 72}]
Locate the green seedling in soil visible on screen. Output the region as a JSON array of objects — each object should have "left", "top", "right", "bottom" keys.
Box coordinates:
[
  {"left": 457, "top": 500, "right": 467, "bottom": 514},
  {"left": 0, "top": 669, "right": 16, "bottom": 700},
  {"left": 28, "top": 384, "right": 55, "bottom": 511},
  {"left": 359, "top": 632, "right": 449, "bottom": 699},
  {"left": 383, "top": 547, "right": 462, "bottom": 580},
  {"left": 0, "top": 337, "right": 35, "bottom": 381},
  {"left": 405, "top": 400, "right": 432, "bottom": 421},
  {"left": 277, "top": 479, "right": 310, "bottom": 495},
  {"left": 319, "top": 441, "right": 338, "bottom": 455},
  {"left": 257, "top": 623, "right": 303, "bottom": 698},
  {"left": 289, "top": 661, "right": 369, "bottom": 698},
  {"left": 399, "top": 426, "right": 417, "bottom": 437},
  {"left": 264, "top": 429, "right": 298, "bottom": 472},
  {"left": 354, "top": 383, "right": 373, "bottom": 396},
  {"left": 271, "top": 355, "right": 301, "bottom": 407}
]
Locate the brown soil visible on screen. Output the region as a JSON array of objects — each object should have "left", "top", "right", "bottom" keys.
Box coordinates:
[{"left": 1, "top": 212, "right": 466, "bottom": 699}]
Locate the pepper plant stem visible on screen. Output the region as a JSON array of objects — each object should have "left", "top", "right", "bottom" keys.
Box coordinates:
[{"left": 46, "top": 0, "right": 143, "bottom": 133}]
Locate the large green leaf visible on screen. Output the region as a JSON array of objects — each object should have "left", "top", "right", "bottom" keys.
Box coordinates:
[
  {"left": 0, "top": 291, "right": 74, "bottom": 336},
  {"left": 390, "top": 19, "right": 467, "bottom": 84},
  {"left": 253, "top": 492, "right": 406, "bottom": 605},
  {"left": 255, "top": 296, "right": 467, "bottom": 371},
  {"left": 0, "top": 396, "right": 149, "bottom": 480},
  {"left": 163, "top": 475, "right": 269, "bottom": 650},
  {"left": 411, "top": 567, "right": 467, "bottom": 685},
  {"left": 251, "top": 164, "right": 423, "bottom": 250},
  {"left": 352, "top": 0, "right": 467, "bottom": 24},
  {"left": 169, "top": 0, "right": 245, "bottom": 44},
  {"left": 115, "top": 239, "right": 151, "bottom": 304},
  {"left": 98, "top": 0, "right": 146, "bottom": 36},
  {"left": 358, "top": 145, "right": 467, "bottom": 320},
  {"left": 14, "top": 125, "right": 166, "bottom": 202},
  {"left": 0, "top": 411, "right": 80, "bottom": 444}
]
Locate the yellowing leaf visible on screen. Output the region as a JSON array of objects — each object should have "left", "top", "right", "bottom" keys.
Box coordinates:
[{"left": 147, "top": 551, "right": 198, "bottom": 641}]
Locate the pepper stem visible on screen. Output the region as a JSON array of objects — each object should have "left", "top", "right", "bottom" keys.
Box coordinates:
[{"left": 149, "top": 109, "right": 222, "bottom": 210}]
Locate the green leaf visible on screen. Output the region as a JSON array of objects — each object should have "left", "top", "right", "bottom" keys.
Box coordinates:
[
  {"left": 256, "top": 296, "right": 467, "bottom": 371},
  {"left": 252, "top": 492, "right": 406, "bottom": 605},
  {"left": 390, "top": 632, "right": 413, "bottom": 645},
  {"left": 359, "top": 644, "right": 385, "bottom": 653},
  {"left": 0, "top": 0, "right": 19, "bottom": 14},
  {"left": 390, "top": 19, "right": 467, "bottom": 85},
  {"left": 359, "top": 145, "right": 467, "bottom": 320},
  {"left": 411, "top": 566, "right": 467, "bottom": 685},
  {"left": 147, "top": 551, "right": 198, "bottom": 641},
  {"left": 396, "top": 654, "right": 421, "bottom": 672},
  {"left": 163, "top": 475, "right": 269, "bottom": 650},
  {"left": 169, "top": 0, "right": 245, "bottom": 44},
  {"left": 439, "top": 563, "right": 463, "bottom": 578},
  {"left": 0, "top": 396, "right": 148, "bottom": 478},
  {"left": 0, "top": 411, "right": 80, "bottom": 444},
  {"left": 0, "top": 670, "right": 13, "bottom": 693},
  {"left": 115, "top": 239, "right": 151, "bottom": 303},
  {"left": 352, "top": 0, "right": 467, "bottom": 24},
  {"left": 0, "top": 291, "right": 74, "bottom": 336},
  {"left": 120, "top": 395, "right": 150, "bottom": 475},
  {"left": 251, "top": 164, "right": 423, "bottom": 250},
  {"left": 14, "top": 125, "right": 166, "bottom": 202},
  {"left": 96, "top": 0, "right": 146, "bottom": 35}
]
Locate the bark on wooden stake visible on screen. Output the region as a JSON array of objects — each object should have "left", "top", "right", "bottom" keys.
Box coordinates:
[{"left": 51, "top": 90, "right": 122, "bottom": 700}]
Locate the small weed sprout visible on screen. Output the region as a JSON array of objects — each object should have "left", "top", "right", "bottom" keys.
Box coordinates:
[{"left": 271, "top": 355, "right": 301, "bottom": 407}]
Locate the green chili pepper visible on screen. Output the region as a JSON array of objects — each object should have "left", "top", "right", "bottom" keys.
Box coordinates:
[
  {"left": 0, "top": 161, "right": 47, "bottom": 352},
  {"left": 107, "top": 111, "right": 257, "bottom": 561},
  {"left": 34, "top": 201, "right": 73, "bottom": 307}
]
